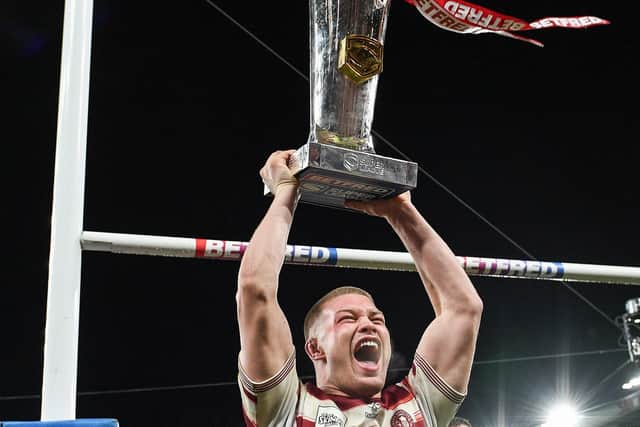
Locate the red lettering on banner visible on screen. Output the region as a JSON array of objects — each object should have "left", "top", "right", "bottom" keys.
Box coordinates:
[
  {"left": 489, "top": 17, "right": 503, "bottom": 30},
  {"left": 478, "top": 14, "right": 493, "bottom": 27},
  {"left": 530, "top": 16, "right": 607, "bottom": 29},
  {"left": 406, "top": 0, "right": 608, "bottom": 46},
  {"left": 414, "top": 0, "right": 434, "bottom": 13},
  {"left": 432, "top": 9, "right": 447, "bottom": 21},
  {"left": 205, "top": 240, "right": 224, "bottom": 257},
  {"left": 225, "top": 241, "right": 243, "bottom": 257},
  {"left": 467, "top": 7, "right": 482, "bottom": 24},
  {"left": 451, "top": 22, "right": 467, "bottom": 31},
  {"left": 203, "top": 240, "right": 247, "bottom": 259},
  {"left": 421, "top": 5, "right": 438, "bottom": 16},
  {"left": 452, "top": 4, "right": 470, "bottom": 20},
  {"left": 441, "top": 16, "right": 456, "bottom": 27}
]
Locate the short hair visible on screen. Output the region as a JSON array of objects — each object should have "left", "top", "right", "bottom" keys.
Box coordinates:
[
  {"left": 448, "top": 417, "right": 472, "bottom": 427},
  {"left": 303, "top": 286, "right": 374, "bottom": 341}
]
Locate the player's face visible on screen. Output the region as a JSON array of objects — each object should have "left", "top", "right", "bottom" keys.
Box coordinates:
[{"left": 315, "top": 293, "right": 391, "bottom": 397}]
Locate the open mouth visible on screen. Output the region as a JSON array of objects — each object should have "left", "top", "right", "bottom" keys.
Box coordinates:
[{"left": 353, "top": 339, "right": 381, "bottom": 369}]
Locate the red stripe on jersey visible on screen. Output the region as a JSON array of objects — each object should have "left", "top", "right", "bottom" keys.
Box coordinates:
[
  {"left": 296, "top": 416, "right": 316, "bottom": 427},
  {"left": 241, "top": 384, "right": 257, "bottom": 403},
  {"left": 241, "top": 407, "right": 257, "bottom": 427},
  {"left": 381, "top": 383, "right": 414, "bottom": 409},
  {"left": 239, "top": 352, "right": 295, "bottom": 394},
  {"left": 251, "top": 354, "right": 295, "bottom": 393},
  {"left": 401, "top": 376, "right": 415, "bottom": 394},
  {"left": 414, "top": 354, "right": 465, "bottom": 404},
  {"left": 305, "top": 381, "right": 416, "bottom": 412}
]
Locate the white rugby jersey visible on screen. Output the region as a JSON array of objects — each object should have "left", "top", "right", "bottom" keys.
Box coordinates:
[{"left": 238, "top": 352, "right": 465, "bottom": 427}]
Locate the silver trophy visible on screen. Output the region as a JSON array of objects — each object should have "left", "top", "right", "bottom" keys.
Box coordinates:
[{"left": 267, "top": 0, "right": 418, "bottom": 209}]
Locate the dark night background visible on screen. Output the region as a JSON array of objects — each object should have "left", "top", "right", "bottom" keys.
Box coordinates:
[{"left": 1, "top": 0, "right": 639, "bottom": 426}]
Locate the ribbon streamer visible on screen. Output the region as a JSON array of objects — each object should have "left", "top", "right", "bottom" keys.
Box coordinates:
[{"left": 404, "top": 0, "right": 610, "bottom": 46}]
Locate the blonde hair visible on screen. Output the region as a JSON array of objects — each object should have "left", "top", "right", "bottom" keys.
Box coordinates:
[{"left": 303, "top": 286, "right": 374, "bottom": 341}]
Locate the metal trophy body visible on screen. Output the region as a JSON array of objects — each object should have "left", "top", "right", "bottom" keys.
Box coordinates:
[{"left": 283, "top": 0, "right": 417, "bottom": 210}]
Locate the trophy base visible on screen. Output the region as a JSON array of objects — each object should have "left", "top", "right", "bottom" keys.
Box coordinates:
[{"left": 264, "top": 142, "right": 418, "bottom": 211}]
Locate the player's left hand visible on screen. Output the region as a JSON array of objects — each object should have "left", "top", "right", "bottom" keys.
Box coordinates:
[{"left": 344, "top": 191, "right": 412, "bottom": 219}]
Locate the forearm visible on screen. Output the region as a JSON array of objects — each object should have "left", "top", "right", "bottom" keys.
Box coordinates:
[{"left": 386, "top": 202, "right": 481, "bottom": 314}]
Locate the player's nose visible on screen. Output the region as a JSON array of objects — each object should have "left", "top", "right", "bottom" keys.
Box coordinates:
[{"left": 357, "top": 316, "right": 376, "bottom": 334}]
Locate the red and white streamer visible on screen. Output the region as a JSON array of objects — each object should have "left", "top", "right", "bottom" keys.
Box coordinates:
[{"left": 404, "top": 0, "right": 610, "bottom": 46}]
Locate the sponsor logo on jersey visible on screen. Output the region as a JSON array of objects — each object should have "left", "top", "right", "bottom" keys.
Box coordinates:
[{"left": 316, "top": 406, "right": 347, "bottom": 427}]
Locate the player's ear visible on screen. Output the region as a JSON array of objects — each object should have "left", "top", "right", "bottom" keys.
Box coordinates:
[{"left": 305, "top": 338, "right": 325, "bottom": 360}]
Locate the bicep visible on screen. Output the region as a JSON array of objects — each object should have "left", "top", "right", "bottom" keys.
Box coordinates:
[
  {"left": 415, "top": 309, "right": 481, "bottom": 394},
  {"left": 237, "top": 289, "right": 294, "bottom": 383}
]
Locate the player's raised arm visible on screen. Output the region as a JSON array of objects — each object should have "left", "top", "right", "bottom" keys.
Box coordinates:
[
  {"left": 346, "top": 193, "right": 483, "bottom": 394},
  {"left": 237, "top": 150, "right": 299, "bottom": 382}
]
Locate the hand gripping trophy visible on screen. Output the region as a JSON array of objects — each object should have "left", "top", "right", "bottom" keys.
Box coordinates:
[{"left": 267, "top": 0, "right": 418, "bottom": 210}]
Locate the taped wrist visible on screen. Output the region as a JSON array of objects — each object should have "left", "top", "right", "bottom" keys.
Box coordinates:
[{"left": 275, "top": 179, "right": 298, "bottom": 195}]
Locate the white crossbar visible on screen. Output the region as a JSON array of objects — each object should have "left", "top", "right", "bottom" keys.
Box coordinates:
[{"left": 81, "top": 231, "right": 640, "bottom": 285}]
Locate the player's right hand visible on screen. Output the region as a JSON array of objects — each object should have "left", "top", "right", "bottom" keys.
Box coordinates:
[{"left": 260, "top": 150, "right": 299, "bottom": 195}]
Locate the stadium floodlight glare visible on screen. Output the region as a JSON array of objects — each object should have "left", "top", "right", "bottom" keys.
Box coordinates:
[
  {"left": 541, "top": 403, "right": 579, "bottom": 426},
  {"left": 622, "top": 376, "right": 640, "bottom": 390}
]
